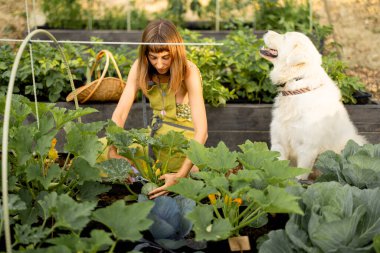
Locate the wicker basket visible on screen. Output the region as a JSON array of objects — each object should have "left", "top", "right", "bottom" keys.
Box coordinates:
[{"left": 66, "top": 50, "right": 126, "bottom": 103}]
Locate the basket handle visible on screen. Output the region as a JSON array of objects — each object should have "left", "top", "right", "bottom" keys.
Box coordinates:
[{"left": 82, "top": 50, "right": 125, "bottom": 103}]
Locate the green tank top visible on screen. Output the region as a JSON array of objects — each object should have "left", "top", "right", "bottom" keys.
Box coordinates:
[
  {"left": 146, "top": 80, "right": 194, "bottom": 140},
  {"left": 142, "top": 80, "right": 194, "bottom": 172}
]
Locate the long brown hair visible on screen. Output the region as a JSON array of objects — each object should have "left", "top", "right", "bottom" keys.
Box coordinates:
[{"left": 137, "top": 19, "right": 188, "bottom": 95}]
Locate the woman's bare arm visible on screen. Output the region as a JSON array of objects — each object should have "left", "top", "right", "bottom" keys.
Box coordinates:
[{"left": 108, "top": 60, "right": 140, "bottom": 159}]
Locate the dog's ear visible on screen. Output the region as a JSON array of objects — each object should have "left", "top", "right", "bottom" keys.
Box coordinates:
[{"left": 286, "top": 44, "right": 308, "bottom": 66}]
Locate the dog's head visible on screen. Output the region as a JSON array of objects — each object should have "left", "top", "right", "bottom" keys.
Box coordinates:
[{"left": 260, "top": 31, "right": 322, "bottom": 84}]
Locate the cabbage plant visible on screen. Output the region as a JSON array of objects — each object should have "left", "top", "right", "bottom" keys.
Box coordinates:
[
  {"left": 315, "top": 140, "right": 380, "bottom": 189},
  {"left": 258, "top": 182, "right": 380, "bottom": 253},
  {"left": 135, "top": 195, "right": 207, "bottom": 251}
]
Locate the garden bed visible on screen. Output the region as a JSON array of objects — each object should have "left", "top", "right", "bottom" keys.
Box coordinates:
[
  {"left": 4, "top": 95, "right": 380, "bottom": 253},
  {"left": 54, "top": 102, "right": 380, "bottom": 152}
]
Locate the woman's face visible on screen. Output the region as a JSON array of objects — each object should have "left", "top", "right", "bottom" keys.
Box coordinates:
[{"left": 147, "top": 51, "right": 172, "bottom": 75}]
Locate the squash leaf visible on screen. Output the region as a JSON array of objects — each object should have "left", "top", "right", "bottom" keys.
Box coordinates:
[{"left": 92, "top": 200, "right": 154, "bottom": 241}]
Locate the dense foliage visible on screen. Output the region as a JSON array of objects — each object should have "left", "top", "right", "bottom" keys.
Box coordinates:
[
  {"left": 1, "top": 95, "right": 380, "bottom": 252},
  {"left": 168, "top": 140, "right": 308, "bottom": 240},
  {"left": 0, "top": 95, "right": 154, "bottom": 252},
  {"left": 0, "top": 28, "right": 366, "bottom": 106}
]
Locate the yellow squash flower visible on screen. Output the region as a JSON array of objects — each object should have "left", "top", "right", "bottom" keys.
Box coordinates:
[
  {"left": 232, "top": 198, "right": 243, "bottom": 206},
  {"left": 208, "top": 194, "right": 217, "bottom": 205},
  {"left": 224, "top": 195, "right": 232, "bottom": 206},
  {"left": 48, "top": 138, "right": 58, "bottom": 161}
]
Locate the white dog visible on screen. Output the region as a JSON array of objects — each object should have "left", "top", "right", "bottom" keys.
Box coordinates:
[{"left": 260, "top": 30, "right": 367, "bottom": 180}]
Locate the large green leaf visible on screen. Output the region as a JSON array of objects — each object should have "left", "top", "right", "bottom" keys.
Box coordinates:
[
  {"left": 156, "top": 130, "right": 188, "bottom": 151},
  {"left": 0, "top": 193, "right": 27, "bottom": 220},
  {"left": 207, "top": 142, "right": 238, "bottom": 173},
  {"left": 97, "top": 158, "right": 134, "bottom": 183},
  {"left": 210, "top": 175, "right": 229, "bottom": 192},
  {"left": 350, "top": 188, "right": 380, "bottom": 247},
  {"left": 9, "top": 125, "right": 35, "bottom": 165},
  {"left": 167, "top": 178, "right": 217, "bottom": 202},
  {"left": 76, "top": 181, "right": 111, "bottom": 201},
  {"left": 261, "top": 160, "right": 310, "bottom": 183},
  {"left": 238, "top": 140, "right": 271, "bottom": 153},
  {"left": 309, "top": 205, "right": 366, "bottom": 252},
  {"left": 50, "top": 106, "right": 98, "bottom": 129},
  {"left": 64, "top": 123, "right": 103, "bottom": 166},
  {"left": 229, "top": 170, "right": 262, "bottom": 192},
  {"left": 14, "top": 224, "right": 50, "bottom": 245},
  {"left": 47, "top": 234, "right": 87, "bottom": 252},
  {"left": 92, "top": 200, "right": 154, "bottom": 241},
  {"left": 47, "top": 232, "right": 113, "bottom": 253},
  {"left": 247, "top": 186, "right": 303, "bottom": 215},
  {"left": 82, "top": 230, "right": 114, "bottom": 252},
  {"left": 186, "top": 205, "right": 232, "bottom": 241},
  {"left": 258, "top": 230, "right": 297, "bottom": 253},
  {"left": 237, "top": 149, "right": 279, "bottom": 170},
  {"left": 284, "top": 218, "right": 314, "bottom": 252},
  {"left": 185, "top": 140, "right": 210, "bottom": 170},
  {"left": 38, "top": 192, "right": 96, "bottom": 231},
  {"left": 0, "top": 94, "right": 32, "bottom": 126},
  {"left": 69, "top": 157, "right": 102, "bottom": 184},
  {"left": 26, "top": 163, "right": 61, "bottom": 190}
]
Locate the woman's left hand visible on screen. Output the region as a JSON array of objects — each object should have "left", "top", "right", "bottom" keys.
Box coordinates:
[{"left": 148, "top": 173, "right": 181, "bottom": 199}]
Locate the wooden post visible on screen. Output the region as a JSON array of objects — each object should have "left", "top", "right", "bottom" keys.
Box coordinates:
[
  {"left": 126, "top": 0, "right": 131, "bottom": 31},
  {"left": 215, "top": 0, "right": 220, "bottom": 31},
  {"left": 309, "top": 0, "right": 313, "bottom": 32}
]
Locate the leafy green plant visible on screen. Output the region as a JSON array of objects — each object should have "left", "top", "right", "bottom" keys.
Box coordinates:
[
  {"left": 167, "top": 140, "right": 308, "bottom": 241},
  {"left": 0, "top": 42, "right": 137, "bottom": 102},
  {"left": 323, "top": 52, "right": 367, "bottom": 104},
  {"left": 220, "top": 28, "right": 275, "bottom": 103},
  {"left": 258, "top": 182, "right": 380, "bottom": 253},
  {"left": 0, "top": 95, "right": 155, "bottom": 251},
  {"left": 0, "top": 43, "right": 86, "bottom": 102},
  {"left": 105, "top": 122, "right": 189, "bottom": 186},
  {"left": 254, "top": 0, "right": 333, "bottom": 52},
  {"left": 1, "top": 28, "right": 367, "bottom": 105},
  {"left": 315, "top": 140, "right": 380, "bottom": 189},
  {"left": 182, "top": 29, "right": 236, "bottom": 106}
]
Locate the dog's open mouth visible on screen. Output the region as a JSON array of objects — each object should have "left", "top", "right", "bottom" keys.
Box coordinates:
[{"left": 259, "top": 47, "right": 278, "bottom": 58}]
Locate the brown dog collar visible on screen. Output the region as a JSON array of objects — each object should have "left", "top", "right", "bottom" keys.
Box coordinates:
[{"left": 281, "top": 88, "right": 311, "bottom": 96}]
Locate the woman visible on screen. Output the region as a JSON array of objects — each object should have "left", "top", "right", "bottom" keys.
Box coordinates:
[{"left": 109, "top": 19, "right": 208, "bottom": 199}]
